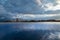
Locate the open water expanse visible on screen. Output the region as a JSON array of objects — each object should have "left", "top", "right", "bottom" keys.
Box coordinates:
[{"left": 0, "top": 22, "right": 60, "bottom": 40}]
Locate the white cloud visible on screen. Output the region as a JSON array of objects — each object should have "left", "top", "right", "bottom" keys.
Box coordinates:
[
  {"left": 44, "top": 4, "right": 60, "bottom": 11},
  {"left": 56, "top": 0, "right": 60, "bottom": 4},
  {"left": 35, "top": 0, "right": 42, "bottom": 6},
  {"left": 12, "top": 14, "right": 59, "bottom": 19},
  {"left": 12, "top": 14, "right": 35, "bottom": 18},
  {"left": 42, "top": 0, "right": 60, "bottom": 11}
]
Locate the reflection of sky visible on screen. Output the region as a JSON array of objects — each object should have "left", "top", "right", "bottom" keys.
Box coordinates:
[
  {"left": 0, "top": 22, "right": 60, "bottom": 31},
  {"left": 0, "top": 23, "right": 60, "bottom": 39},
  {"left": 0, "top": 22, "right": 60, "bottom": 39},
  {"left": 0, "top": 0, "right": 60, "bottom": 20},
  {"left": 0, "top": 22, "right": 60, "bottom": 38}
]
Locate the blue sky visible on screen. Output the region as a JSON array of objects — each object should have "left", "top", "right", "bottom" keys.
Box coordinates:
[{"left": 0, "top": 0, "right": 60, "bottom": 20}]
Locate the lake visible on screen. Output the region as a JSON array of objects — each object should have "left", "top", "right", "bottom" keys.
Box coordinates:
[{"left": 0, "top": 22, "right": 60, "bottom": 40}]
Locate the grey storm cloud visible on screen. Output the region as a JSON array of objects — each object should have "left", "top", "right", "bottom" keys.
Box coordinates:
[
  {"left": 0, "top": 0, "right": 60, "bottom": 14},
  {"left": 0, "top": 0, "right": 44, "bottom": 14}
]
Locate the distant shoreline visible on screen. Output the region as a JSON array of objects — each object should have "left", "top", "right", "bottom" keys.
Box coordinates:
[
  {"left": 0, "top": 22, "right": 60, "bottom": 24},
  {"left": 1, "top": 19, "right": 60, "bottom": 22},
  {"left": 0, "top": 21, "right": 60, "bottom": 22}
]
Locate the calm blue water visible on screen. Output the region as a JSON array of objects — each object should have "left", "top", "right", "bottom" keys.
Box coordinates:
[{"left": 0, "top": 22, "right": 60, "bottom": 40}]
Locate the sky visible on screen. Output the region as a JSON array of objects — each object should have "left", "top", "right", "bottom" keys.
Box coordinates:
[{"left": 0, "top": 0, "right": 60, "bottom": 20}]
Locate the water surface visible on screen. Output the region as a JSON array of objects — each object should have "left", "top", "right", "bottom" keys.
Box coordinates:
[{"left": 0, "top": 22, "right": 60, "bottom": 40}]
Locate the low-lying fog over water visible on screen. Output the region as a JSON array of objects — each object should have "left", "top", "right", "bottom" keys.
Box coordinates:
[{"left": 0, "top": 22, "right": 60, "bottom": 40}]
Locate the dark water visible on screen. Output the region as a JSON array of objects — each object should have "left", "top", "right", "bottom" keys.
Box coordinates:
[{"left": 0, "top": 22, "right": 60, "bottom": 40}]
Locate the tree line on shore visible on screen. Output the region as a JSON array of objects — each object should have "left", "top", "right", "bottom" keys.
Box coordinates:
[{"left": 1, "top": 19, "right": 60, "bottom": 22}]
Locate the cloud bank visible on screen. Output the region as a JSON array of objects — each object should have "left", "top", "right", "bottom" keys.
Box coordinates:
[{"left": 12, "top": 14, "right": 60, "bottom": 20}]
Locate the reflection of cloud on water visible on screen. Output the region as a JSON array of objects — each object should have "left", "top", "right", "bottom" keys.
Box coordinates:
[{"left": 48, "top": 32, "right": 60, "bottom": 40}]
